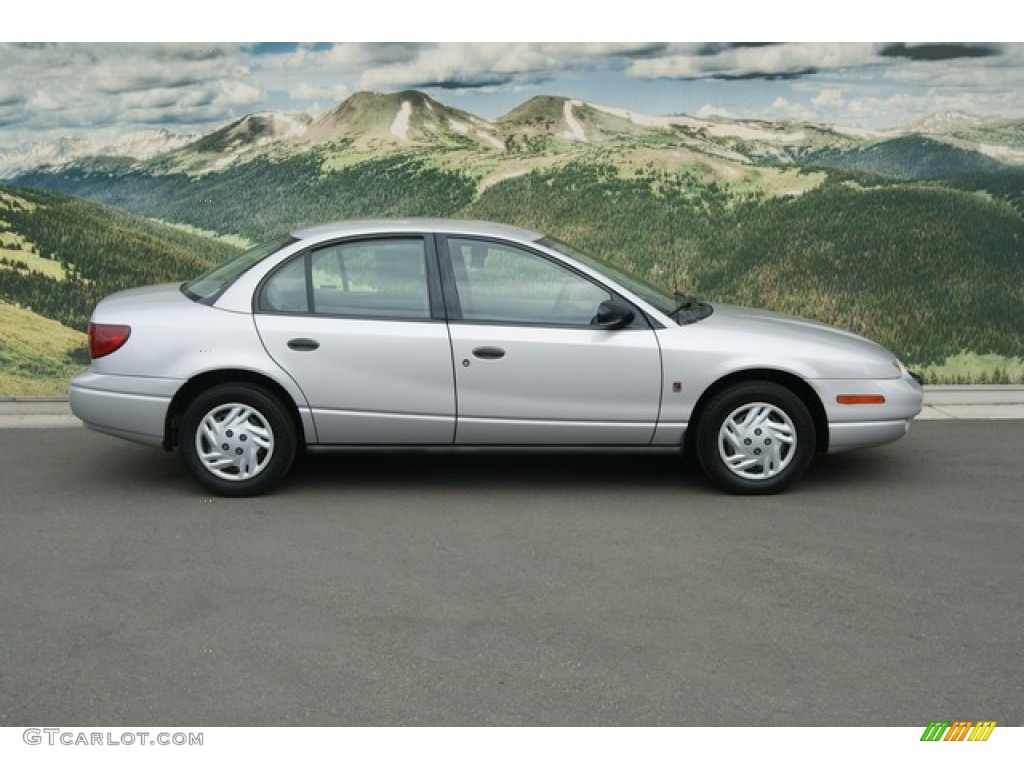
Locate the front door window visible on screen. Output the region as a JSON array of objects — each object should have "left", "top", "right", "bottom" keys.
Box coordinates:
[{"left": 446, "top": 238, "right": 611, "bottom": 326}]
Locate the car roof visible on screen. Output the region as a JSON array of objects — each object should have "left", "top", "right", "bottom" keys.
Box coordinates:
[{"left": 291, "top": 218, "right": 545, "bottom": 243}]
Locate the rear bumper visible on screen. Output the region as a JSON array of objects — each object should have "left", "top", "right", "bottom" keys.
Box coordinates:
[{"left": 69, "top": 371, "right": 179, "bottom": 448}]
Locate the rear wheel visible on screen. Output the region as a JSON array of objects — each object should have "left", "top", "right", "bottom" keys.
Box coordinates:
[
  {"left": 695, "top": 381, "right": 815, "bottom": 494},
  {"left": 179, "top": 383, "right": 296, "bottom": 496}
]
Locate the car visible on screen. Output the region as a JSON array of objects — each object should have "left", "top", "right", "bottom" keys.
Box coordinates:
[{"left": 69, "top": 218, "right": 924, "bottom": 496}]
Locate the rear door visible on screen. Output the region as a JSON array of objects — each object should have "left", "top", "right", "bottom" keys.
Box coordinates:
[
  {"left": 439, "top": 235, "right": 663, "bottom": 445},
  {"left": 254, "top": 235, "right": 456, "bottom": 444}
]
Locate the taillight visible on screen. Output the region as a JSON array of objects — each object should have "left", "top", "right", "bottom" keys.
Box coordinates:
[{"left": 88, "top": 323, "right": 132, "bottom": 359}]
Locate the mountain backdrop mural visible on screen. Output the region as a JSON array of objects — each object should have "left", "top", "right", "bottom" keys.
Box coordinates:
[{"left": 2, "top": 79, "right": 1024, "bottom": 393}]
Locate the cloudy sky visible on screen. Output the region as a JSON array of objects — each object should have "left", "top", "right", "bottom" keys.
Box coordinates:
[{"left": 2, "top": 17, "right": 1021, "bottom": 148}]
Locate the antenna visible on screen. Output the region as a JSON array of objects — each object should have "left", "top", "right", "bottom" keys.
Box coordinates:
[{"left": 668, "top": 172, "right": 682, "bottom": 294}]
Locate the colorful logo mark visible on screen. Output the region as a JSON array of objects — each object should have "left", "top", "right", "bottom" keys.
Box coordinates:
[{"left": 920, "top": 721, "right": 996, "bottom": 741}]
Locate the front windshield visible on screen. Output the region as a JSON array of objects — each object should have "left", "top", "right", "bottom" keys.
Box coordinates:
[
  {"left": 538, "top": 236, "right": 680, "bottom": 317},
  {"left": 182, "top": 235, "right": 296, "bottom": 302}
]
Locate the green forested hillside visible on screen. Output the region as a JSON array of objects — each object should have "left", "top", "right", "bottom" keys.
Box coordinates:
[
  {"left": 944, "top": 169, "right": 1024, "bottom": 216},
  {"left": 0, "top": 185, "right": 240, "bottom": 332},
  {"left": 15, "top": 154, "right": 477, "bottom": 243},
  {"left": 465, "top": 165, "right": 1024, "bottom": 366},
  {"left": 804, "top": 136, "right": 1006, "bottom": 180},
  {"left": 692, "top": 180, "right": 1024, "bottom": 364}
]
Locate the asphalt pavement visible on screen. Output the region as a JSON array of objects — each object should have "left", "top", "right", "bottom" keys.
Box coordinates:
[{"left": 0, "top": 413, "right": 1021, "bottom": 726}]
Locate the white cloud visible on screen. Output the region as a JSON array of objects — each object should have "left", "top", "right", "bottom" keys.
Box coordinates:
[
  {"left": 26, "top": 91, "right": 63, "bottom": 112},
  {"left": 340, "top": 42, "right": 669, "bottom": 90},
  {"left": 356, "top": 43, "right": 557, "bottom": 89},
  {"left": 3, "top": 41, "right": 1024, "bottom": 145},
  {"left": 289, "top": 82, "right": 352, "bottom": 103},
  {"left": 696, "top": 104, "right": 737, "bottom": 120},
  {"left": 272, "top": 43, "right": 423, "bottom": 74},
  {"left": 627, "top": 43, "right": 879, "bottom": 80},
  {"left": 0, "top": 43, "right": 262, "bottom": 142},
  {"left": 812, "top": 88, "right": 844, "bottom": 107},
  {"left": 767, "top": 97, "right": 814, "bottom": 122},
  {"left": 218, "top": 80, "right": 262, "bottom": 105}
]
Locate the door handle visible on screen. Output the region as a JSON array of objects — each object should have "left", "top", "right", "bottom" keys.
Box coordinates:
[
  {"left": 472, "top": 346, "right": 505, "bottom": 360},
  {"left": 287, "top": 338, "right": 320, "bottom": 351}
]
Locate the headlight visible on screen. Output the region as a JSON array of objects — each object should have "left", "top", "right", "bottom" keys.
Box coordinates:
[{"left": 894, "top": 359, "right": 924, "bottom": 385}]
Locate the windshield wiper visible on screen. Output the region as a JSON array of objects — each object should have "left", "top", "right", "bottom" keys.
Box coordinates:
[
  {"left": 670, "top": 290, "right": 713, "bottom": 325},
  {"left": 672, "top": 290, "right": 699, "bottom": 314}
]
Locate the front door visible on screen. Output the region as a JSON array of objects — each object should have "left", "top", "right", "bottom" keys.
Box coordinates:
[{"left": 440, "top": 236, "right": 662, "bottom": 445}]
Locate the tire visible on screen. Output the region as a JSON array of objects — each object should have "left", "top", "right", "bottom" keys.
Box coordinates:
[
  {"left": 695, "top": 381, "right": 816, "bottom": 495},
  {"left": 179, "top": 383, "right": 297, "bottom": 497}
]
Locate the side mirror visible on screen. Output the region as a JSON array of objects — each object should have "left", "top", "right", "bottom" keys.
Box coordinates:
[{"left": 591, "top": 299, "right": 635, "bottom": 329}]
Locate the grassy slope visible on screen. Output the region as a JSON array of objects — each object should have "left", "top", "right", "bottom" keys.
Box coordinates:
[
  {"left": 918, "top": 353, "right": 1024, "bottom": 385},
  {"left": 0, "top": 231, "right": 67, "bottom": 281},
  {"left": 0, "top": 301, "right": 86, "bottom": 395}
]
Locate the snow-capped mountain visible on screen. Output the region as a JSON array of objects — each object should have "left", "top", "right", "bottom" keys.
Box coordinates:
[
  {"left": 7, "top": 91, "right": 1024, "bottom": 182},
  {"left": 303, "top": 90, "right": 503, "bottom": 150},
  {"left": 0, "top": 129, "right": 195, "bottom": 179},
  {"left": 907, "top": 111, "right": 991, "bottom": 135},
  {"left": 0, "top": 137, "right": 94, "bottom": 179},
  {"left": 153, "top": 113, "right": 313, "bottom": 173}
]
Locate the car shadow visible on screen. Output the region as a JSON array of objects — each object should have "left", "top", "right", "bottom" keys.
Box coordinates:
[
  {"left": 287, "top": 448, "right": 712, "bottom": 495},
  {"left": 72, "top": 432, "right": 920, "bottom": 499}
]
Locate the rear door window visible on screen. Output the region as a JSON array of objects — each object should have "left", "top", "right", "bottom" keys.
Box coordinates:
[{"left": 259, "top": 238, "right": 431, "bottom": 319}]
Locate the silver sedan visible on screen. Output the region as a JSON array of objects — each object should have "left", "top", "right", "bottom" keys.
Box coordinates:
[{"left": 69, "top": 219, "right": 924, "bottom": 496}]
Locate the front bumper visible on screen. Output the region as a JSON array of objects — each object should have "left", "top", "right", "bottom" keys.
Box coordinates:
[
  {"left": 827, "top": 418, "right": 913, "bottom": 452},
  {"left": 810, "top": 374, "right": 924, "bottom": 453}
]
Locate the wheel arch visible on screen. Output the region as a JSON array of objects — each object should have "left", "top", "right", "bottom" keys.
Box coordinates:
[
  {"left": 685, "top": 369, "right": 829, "bottom": 455},
  {"left": 163, "top": 369, "right": 307, "bottom": 451}
]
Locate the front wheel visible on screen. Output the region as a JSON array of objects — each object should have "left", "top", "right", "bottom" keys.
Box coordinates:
[
  {"left": 179, "top": 383, "right": 297, "bottom": 496},
  {"left": 695, "top": 381, "right": 816, "bottom": 494}
]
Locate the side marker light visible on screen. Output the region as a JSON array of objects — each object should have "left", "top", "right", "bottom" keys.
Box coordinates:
[{"left": 836, "top": 394, "right": 886, "bottom": 405}]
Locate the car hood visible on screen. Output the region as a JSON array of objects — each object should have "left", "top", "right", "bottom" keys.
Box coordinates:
[
  {"left": 662, "top": 302, "right": 902, "bottom": 380},
  {"left": 709, "top": 303, "right": 879, "bottom": 344}
]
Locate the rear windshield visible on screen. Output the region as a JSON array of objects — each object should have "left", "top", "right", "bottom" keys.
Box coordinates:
[{"left": 182, "top": 236, "right": 296, "bottom": 303}]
